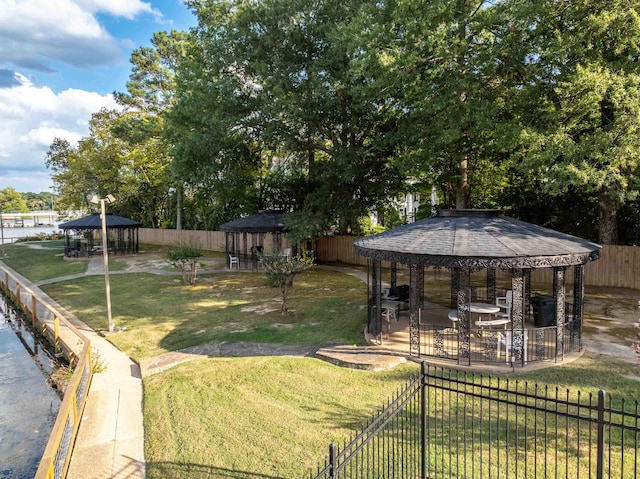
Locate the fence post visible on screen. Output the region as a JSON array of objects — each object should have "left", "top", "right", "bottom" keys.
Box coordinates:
[
  {"left": 596, "top": 390, "right": 605, "bottom": 479},
  {"left": 32, "top": 294, "right": 38, "bottom": 329},
  {"left": 54, "top": 315, "right": 60, "bottom": 353},
  {"left": 421, "top": 361, "right": 427, "bottom": 479},
  {"left": 329, "top": 443, "right": 337, "bottom": 479}
]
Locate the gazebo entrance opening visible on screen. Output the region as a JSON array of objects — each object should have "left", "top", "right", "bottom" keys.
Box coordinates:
[{"left": 356, "top": 210, "right": 601, "bottom": 367}]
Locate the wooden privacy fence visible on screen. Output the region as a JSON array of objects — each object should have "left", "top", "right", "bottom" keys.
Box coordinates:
[
  {"left": 138, "top": 229, "right": 640, "bottom": 290},
  {"left": 137, "top": 228, "right": 290, "bottom": 254},
  {"left": 0, "top": 264, "right": 93, "bottom": 479},
  {"left": 315, "top": 237, "right": 640, "bottom": 290}
]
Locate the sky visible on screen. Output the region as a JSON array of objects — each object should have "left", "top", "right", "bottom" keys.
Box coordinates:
[{"left": 0, "top": 0, "right": 196, "bottom": 193}]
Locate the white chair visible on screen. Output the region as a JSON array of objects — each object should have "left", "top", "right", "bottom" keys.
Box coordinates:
[
  {"left": 228, "top": 253, "right": 239, "bottom": 270},
  {"left": 497, "top": 329, "right": 529, "bottom": 363},
  {"left": 382, "top": 305, "right": 399, "bottom": 322},
  {"left": 282, "top": 247, "right": 291, "bottom": 259},
  {"left": 495, "top": 290, "right": 513, "bottom": 321}
]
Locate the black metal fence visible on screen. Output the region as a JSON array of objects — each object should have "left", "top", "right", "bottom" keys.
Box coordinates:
[{"left": 306, "top": 364, "right": 640, "bottom": 479}]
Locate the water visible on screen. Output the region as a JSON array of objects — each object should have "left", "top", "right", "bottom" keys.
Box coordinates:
[
  {"left": 1, "top": 224, "right": 61, "bottom": 244},
  {"left": 0, "top": 297, "right": 61, "bottom": 478}
]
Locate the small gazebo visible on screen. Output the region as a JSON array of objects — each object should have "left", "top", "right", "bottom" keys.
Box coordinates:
[
  {"left": 59, "top": 213, "right": 143, "bottom": 257},
  {"left": 219, "top": 210, "right": 286, "bottom": 260},
  {"left": 354, "top": 209, "right": 601, "bottom": 366}
]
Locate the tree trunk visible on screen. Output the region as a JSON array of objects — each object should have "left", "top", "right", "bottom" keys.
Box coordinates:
[
  {"left": 456, "top": 156, "right": 468, "bottom": 209},
  {"left": 176, "top": 185, "right": 183, "bottom": 230},
  {"left": 280, "top": 282, "right": 288, "bottom": 314},
  {"left": 597, "top": 188, "right": 619, "bottom": 245}
]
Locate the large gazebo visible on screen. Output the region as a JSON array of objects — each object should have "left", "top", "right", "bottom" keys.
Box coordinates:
[
  {"left": 354, "top": 209, "right": 601, "bottom": 366},
  {"left": 59, "top": 213, "right": 143, "bottom": 257}
]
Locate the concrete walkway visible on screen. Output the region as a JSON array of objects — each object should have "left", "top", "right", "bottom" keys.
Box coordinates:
[
  {"left": 66, "top": 330, "right": 145, "bottom": 479},
  {"left": 0, "top": 258, "right": 146, "bottom": 479}
]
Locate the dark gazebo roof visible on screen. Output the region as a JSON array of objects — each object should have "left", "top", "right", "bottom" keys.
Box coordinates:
[
  {"left": 354, "top": 209, "right": 601, "bottom": 269},
  {"left": 59, "top": 213, "right": 143, "bottom": 230},
  {"left": 219, "top": 210, "right": 285, "bottom": 233}
]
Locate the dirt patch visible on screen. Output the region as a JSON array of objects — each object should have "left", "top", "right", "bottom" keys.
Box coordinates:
[{"left": 240, "top": 302, "right": 280, "bottom": 314}]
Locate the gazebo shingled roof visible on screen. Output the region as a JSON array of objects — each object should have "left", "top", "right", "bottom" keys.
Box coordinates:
[
  {"left": 59, "top": 213, "right": 143, "bottom": 230},
  {"left": 219, "top": 210, "right": 285, "bottom": 233},
  {"left": 354, "top": 209, "right": 600, "bottom": 268}
]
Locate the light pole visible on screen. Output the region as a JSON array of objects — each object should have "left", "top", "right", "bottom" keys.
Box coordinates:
[{"left": 90, "top": 194, "right": 116, "bottom": 333}]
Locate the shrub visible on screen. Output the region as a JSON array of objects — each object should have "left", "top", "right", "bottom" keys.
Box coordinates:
[{"left": 166, "top": 242, "right": 202, "bottom": 286}]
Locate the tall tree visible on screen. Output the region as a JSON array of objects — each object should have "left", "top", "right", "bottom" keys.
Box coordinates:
[
  {"left": 172, "top": 0, "right": 404, "bottom": 233},
  {"left": 369, "top": 0, "right": 520, "bottom": 210},
  {"left": 45, "top": 109, "right": 172, "bottom": 226},
  {"left": 501, "top": 0, "right": 640, "bottom": 244},
  {"left": 46, "top": 30, "right": 188, "bottom": 227},
  {"left": 0, "top": 187, "right": 29, "bottom": 213}
]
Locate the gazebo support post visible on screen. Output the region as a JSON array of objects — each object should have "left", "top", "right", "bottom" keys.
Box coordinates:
[
  {"left": 524, "top": 269, "right": 532, "bottom": 314},
  {"left": 242, "top": 232, "right": 248, "bottom": 259},
  {"left": 554, "top": 267, "right": 567, "bottom": 362},
  {"left": 456, "top": 268, "right": 471, "bottom": 365},
  {"left": 371, "top": 260, "right": 382, "bottom": 341},
  {"left": 409, "top": 264, "right": 423, "bottom": 357},
  {"left": 511, "top": 268, "right": 526, "bottom": 365},
  {"left": 486, "top": 268, "right": 497, "bottom": 304},
  {"left": 390, "top": 263, "right": 397, "bottom": 290},
  {"left": 573, "top": 264, "right": 585, "bottom": 351},
  {"left": 450, "top": 269, "right": 461, "bottom": 309}
]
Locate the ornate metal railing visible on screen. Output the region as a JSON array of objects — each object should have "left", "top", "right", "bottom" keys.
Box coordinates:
[{"left": 418, "top": 319, "right": 581, "bottom": 366}]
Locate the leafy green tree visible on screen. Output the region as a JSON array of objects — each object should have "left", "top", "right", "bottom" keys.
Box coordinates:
[
  {"left": 0, "top": 187, "right": 29, "bottom": 212},
  {"left": 18, "top": 192, "right": 56, "bottom": 211},
  {"left": 172, "top": 0, "right": 405, "bottom": 233},
  {"left": 45, "top": 109, "right": 172, "bottom": 226},
  {"left": 363, "top": 0, "right": 519, "bottom": 211},
  {"left": 46, "top": 31, "right": 188, "bottom": 227},
  {"left": 115, "top": 30, "right": 188, "bottom": 112},
  {"left": 499, "top": 0, "right": 640, "bottom": 244}
]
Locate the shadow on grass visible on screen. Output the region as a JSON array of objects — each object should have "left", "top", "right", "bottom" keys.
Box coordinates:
[{"left": 147, "top": 461, "right": 286, "bottom": 479}]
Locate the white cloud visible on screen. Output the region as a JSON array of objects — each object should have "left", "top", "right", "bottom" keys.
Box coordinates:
[
  {"left": 0, "top": 0, "right": 170, "bottom": 192},
  {"left": 78, "top": 0, "right": 161, "bottom": 20},
  {"left": 0, "top": 74, "right": 118, "bottom": 192},
  {"left": 0, "top": 0, "right": 122, "bottom": 71}
]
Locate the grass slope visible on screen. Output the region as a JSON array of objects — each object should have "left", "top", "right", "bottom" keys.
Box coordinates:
[{"left": 144, "top": 357, "right": 420, "bottom": 479}]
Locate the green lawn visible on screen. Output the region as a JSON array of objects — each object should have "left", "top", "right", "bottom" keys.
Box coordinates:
[
  {"left": 143, "top": 353, "right": 640, "bottom": 479},
  {"left": 144, "top": 357, "right": 421, "bottom": 479},
  {"left": 0, "top": 242, "right": 86, "bottom": 281},
  {"left": 42, "top": 268, "right": 368, "bottom": 360}
]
